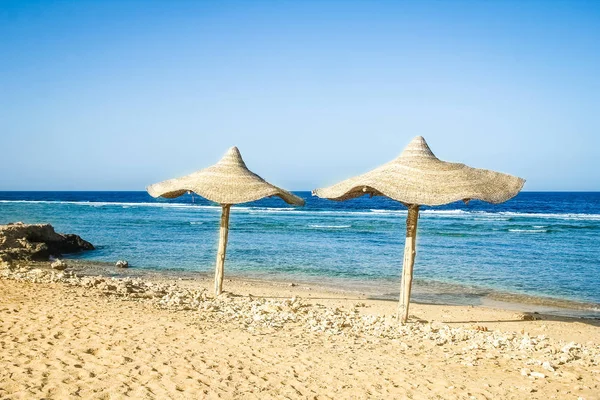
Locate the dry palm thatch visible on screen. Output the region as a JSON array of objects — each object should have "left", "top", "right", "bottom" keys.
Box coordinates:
[
  {"left": 313, "top": 136, "right": 524, "bottom": 206},
  {"left": 147, "top": 147, "right": 303, "bottom": 206},
  {"left": 313, "top": 136, "right": 525, "bottom": 323},
  {"left": 148, "top": 147, "right": 304, "bottom": 296}
]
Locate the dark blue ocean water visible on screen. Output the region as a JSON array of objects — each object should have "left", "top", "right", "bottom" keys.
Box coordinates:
[{"left": 1, "top": 191, "right": 599, "bottom": 311}]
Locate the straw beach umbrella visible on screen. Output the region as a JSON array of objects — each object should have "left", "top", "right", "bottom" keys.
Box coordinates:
[
  {"left": 313, "top": 136, "right": 525, "bottom": 323},
  {"left": 147, "top": 147, "right": 304, "bottom": 296}
]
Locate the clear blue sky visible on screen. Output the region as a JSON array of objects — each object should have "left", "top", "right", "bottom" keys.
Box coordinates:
[{"left": 1, "top": 0, "right": 598, "bottom": 191}]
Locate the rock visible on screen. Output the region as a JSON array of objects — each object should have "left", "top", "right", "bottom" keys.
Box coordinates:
[
  {"left": 51, "top": 259, "right": 68, "bottom": 270},
  {"left": 0, "top": 253, "right": 12, "bottom": 264},
  {"left": 542, "top": 361, "right": 555, "bottom": 372},
  {"left": 0, "top": 222, "right": 94, "bottom": 262},
  {"left": 515, "top": 313, "right": 538, "bottom": 321},
  {"left": 0, "top": 254, "right": 11, "bottom": 268},
  {"left": 521, "top": 368, "right": 531, "bottom": 376},
  {"left": 530, "top": 371, "right": 546, "bottom": 379},
  {"left": 470, "top": 325, "right": 488, "bottom": 332},
  {"left": 115, "top": 260, "right": 129, "bottom": 268},
  {"left": 562, "top": 342, "right": 580, "bottom": 354}
]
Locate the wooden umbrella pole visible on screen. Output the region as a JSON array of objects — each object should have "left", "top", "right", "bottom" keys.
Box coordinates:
[
  {"left": 214, "top": 204, "right": 231, "bottom": 296},
  {"left": 398, "top": 204, "right": 420, "bottom": 323}
]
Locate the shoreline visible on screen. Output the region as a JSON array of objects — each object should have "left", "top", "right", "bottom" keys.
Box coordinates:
[
  {"left": 3, "top": 192, "right": 600, "bottom": 317},
  {"left": 55, "top": 259, "right": 600, "bottom": 320}
]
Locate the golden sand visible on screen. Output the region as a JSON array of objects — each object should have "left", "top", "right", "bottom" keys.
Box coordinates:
[{"left": 1, "top": 268, "right": 599, "bottom": 399}]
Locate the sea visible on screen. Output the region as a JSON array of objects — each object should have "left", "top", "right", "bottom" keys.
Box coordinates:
[{"left": 1, "top": 191, "right": 599, "bottom": 318}]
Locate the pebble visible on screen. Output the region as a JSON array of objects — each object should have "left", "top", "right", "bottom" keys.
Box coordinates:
[{"left": 51, "top": 259, "right": 67, "bottom": 270}]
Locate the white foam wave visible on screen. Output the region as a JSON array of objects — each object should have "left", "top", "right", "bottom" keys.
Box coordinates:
[
  {"left": 498, "top": 212, "right": 600, "bottom": 221},
  {"left": 0, "top": 200, "right": 219, "bottom": 210},
  {"left": 508, "top": 229, "right": 549, "bottom": 233},
  {"left": 369, "top": 209, "right": 469, "bottom": 216},
  {"left": 1, "top": 200, "right": 600, "bottom": 221},
  {"left": 256, "top": 207, "right": 298, "bottom": 212},
  {"left": 422, "top": 210, "right": 470, "bottom": 215},
  {"left": 308, "top": 224, "right": 352, "bottom": 229},
  {"left": 189, "top": 222, "right": 204, "bottom": 225},
  {"left": 247, "top": 208, "right": 301, "bottom": 215},
  {"left": 370, "top": 209, "right": 406, "bottom": 214}
]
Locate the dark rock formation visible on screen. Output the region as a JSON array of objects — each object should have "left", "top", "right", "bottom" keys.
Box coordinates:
[{"left": 0, "top": 222, "right": 94, "bottom": 262}]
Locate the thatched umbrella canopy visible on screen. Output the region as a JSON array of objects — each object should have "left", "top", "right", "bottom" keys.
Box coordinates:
[
  {"left": 313, "top": 136, "right": 525, "bottom": 323},
  {"left": 148, "top": 146, "right": 304, "bottom": 296}
]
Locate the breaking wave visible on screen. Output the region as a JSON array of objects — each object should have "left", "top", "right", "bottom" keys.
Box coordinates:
[
  {"left": 508, "top": 229, "right": 549, "bottom": 233},
  {"left": 308, "top": 224, "right": 352, "bottom": 229},
  {"left": 1, "top": 200, "right": 600, "bottom": 221}
]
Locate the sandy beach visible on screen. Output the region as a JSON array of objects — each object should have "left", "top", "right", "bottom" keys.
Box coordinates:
[{"left": 1, "top": 262, "right": 599, "bottom": 400}]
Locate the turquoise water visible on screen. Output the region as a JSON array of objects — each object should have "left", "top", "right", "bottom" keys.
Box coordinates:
[{"left": 1, "top": 191, "right": 599, "bottom": 314}]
